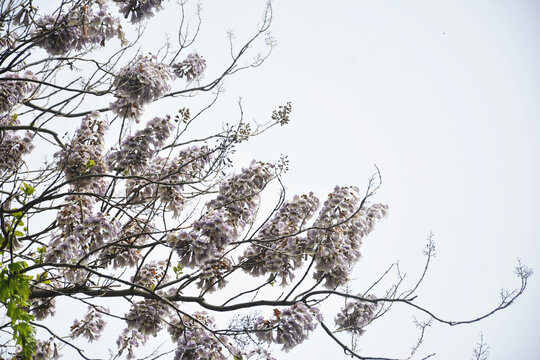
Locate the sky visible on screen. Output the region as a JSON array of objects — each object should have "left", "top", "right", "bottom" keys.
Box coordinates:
[
  {"left": 183, "top": 1, "right": 540, "bottom": 359},
  {"left": 19, "top": 1, "right": 540, "bottom": 359}
]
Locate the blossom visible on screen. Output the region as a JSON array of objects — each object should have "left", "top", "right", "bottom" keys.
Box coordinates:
[
  {"left": 172, "top": 53, "right": 207, "bottom": 81},
  {"left": 116, "top": 328, "right": 148, "bottom": 359},
  {"left": 70, "top": 307, "right": 107, "bottom": 342},
  {"left": 0, "top": 71, "right": 36, "bottom": 114},
  {"left": 241, "top": 192, "right": 320, "bottom": 285},
  {"left": 254, "top": 302, "right": 322, "bottom": 351},
  {"left": 107, "top": 115, "right": 174, "bottom": 173},
  {"left": 116, "top": 0, "right": 165, "bottom": 23},
  {"left": 110, "top": 55, "right": 173, "bottom": 119},
  {"left": 170, "top": 161, "right": 274, "bottom": 267},
  {"left": 125, "top": 298, "right": 170, "bottom": 336},
  {"left": 307, "top": 186, "right": 388, "bottom": 288},
  {"left": 334, "top": 295, "right": 378, "bottom": 335},
  {"left": 31, "top": 297, "right": 56, "bottom": 321},
  {"left": 33, "top": 2, "right": 126, "bottom": 55},
  {"left": 56, "top": 112, "right": 109, "bottom": 194},
  {"left": 169, "top": 312, "right": 229, "bottom": 360},
  {"left": 132, "top": 260, "right": 169, "bottom": 289}
]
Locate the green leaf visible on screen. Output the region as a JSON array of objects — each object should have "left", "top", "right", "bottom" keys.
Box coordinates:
[
  {"left": 14, "top": 231, "right": 24, "bottom": 237},
  {"left": 86, "top": 159, "right": 96, "bottom": 168},
  {"left": 20, "top": 183, "right": 35, "bottom": 196}
]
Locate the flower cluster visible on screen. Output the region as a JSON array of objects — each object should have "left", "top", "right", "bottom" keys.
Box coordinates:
[
  {"left": 124, "top": 145, "right": 211, "bottom": 217},
  {"left": 116, "top": 0, "right": 164, "bottom": 23},
  {"left": 0, "top": 71, "right": 36, "bottom": 114},
  {"left": 334, "top": 295, "right": 378, "bottom": 335},
  {"left": 196, "top": 256, "right": 233, "bottom": 293},
  {"left": 31, "top": 297, "right": 56, "bottom": 321},
  {"left": 56, "top": 113, "right": 109, "bottom": 194},
  {"left": 30, "top": 338, "right": 60, "bottom": 360},
  {"left": 241, "top": 192, "right": 320, "bottom": 285},
  {"left": 168, "top": 312, "right": 230, "bottom": 360},
  {"left": 125, "top": 298, "right": 170, "bottom": 336},
  {"left": 70, "top": 307, "right": 106, "bottom": 342},
  {"left": 46, "top": 195, "right": 119, "bottom": 266},
  {"left": 132, "top": 260, "right": 169, "bottom": 289},
  {"left": 111, "top": 56, "right": 173, "bottom": 120},
  {"left": 172, "top": 53, "right": 207, "bottom": 81},
  {"left": 116, "top": 328, "right": 148, "bottom": 360},
  {"left": 103, "top": 218, "right": 153, "bottom": 268},
  {"left": 0, "top": 121, "right": 34, "bottom": 173},
  {"left": 170, "top": 161, "right": 274, "bottom": 267},
  {"left": 34, "top": 2, "right": 126, "bottom": 55},
  {"left": 307, "top": 186, "right": 388, "bottom": 288},
  {"left": 107, "top": 116, "right": 174, "bottom": 173},
  {"left": 254, "top": 302, "right": 322, "bottom": 351}
]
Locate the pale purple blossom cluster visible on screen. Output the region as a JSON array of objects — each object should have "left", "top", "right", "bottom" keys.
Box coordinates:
[
  {"left": 107, "top": 116, "right": 174, "bottom": 173},
  {"left": 125, "top": 298, "right": 170, "bottom": 336},
  {"left": 0, "top": 71, "right": 36, "bottom": 114},
  {"left": 31, "top": 297, "right": 56, "bottom": 321},
  {"left": 30, "top": 339, "right": 60, "bottom": 360},
  {"left": 308, "top": 186, "right": 388, "bottom": 288},
  {"left": 124, "top": 145, "right": 211, "bottom": 218},
  {"left": 168, "top": 312, "right": 229, "bottom": 360},
  {"left": 170, "top": 161, "right": 274, "bottom": 267},
  {"left": 116, "top": 328, "right": 148, "bottom": 360},
  {"left": 56, "top": 113, "right": 109, "bottom": 194},
  {"left": 70, "top": 307, "right": 106, "bottom": 342},
  {"left": 241, "top": 192, "right": 320, "bottom": 285},
  {"left": 34, "top": 2, "right": 125, "bottom": 55},
  {"left": 196, "top": 256, "right": 233, "bottom": 293},
  {"left": 46, "top": 195, "right": 119, "bottom": 265},
  {"left": 116, "top": 0, "right": 164, "bottom": 23},
  {"left": 0, "top": 115, "right": 34, "bottom": 172},
  {"left": 132, "top": 260, "right": 169, "bottom": 289},
  {"left": 172, "top": 53, "right": 207, "bottom": 81},
  {"left": 334, "top": 295, "right": 378, "bottom": 335},
  {"left": 103, "top": 219, "right": 151, "bottom": 268},
  {"left": 254, "top": 302, "right": 322, "bottom": 351},
  {"left": 111, "top": 56, "right": 173, "bottom": 119}
]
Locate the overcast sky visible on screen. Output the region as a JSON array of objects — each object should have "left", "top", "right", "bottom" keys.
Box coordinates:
[
  {"left": 182, "top": 1, "right": 540, "bottom": 359},
  {"left": 27, "top": 1, "right": 540, "bottom": 359}
]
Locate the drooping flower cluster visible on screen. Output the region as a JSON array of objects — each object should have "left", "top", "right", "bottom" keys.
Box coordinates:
[
  {"left": 241, "top": 192, "right": 320, "bottom": 285},
  {"left": 334, "top": 295, "right": 378, "bottom": 335},
  {"left": 196, "top": 256, "right": 233, "bottom": 293},
  {"left": 31, "top": 297, "right": 56, "bottom": 321},
  {"left": 107, "top": 115, "right": 174, "bottom": 173},
  {"left": 169, "top": 161, "right": 274, "bottom": 267},
  {"left": 103, "top": 218, "right": 153, "bottom": 268},
  {"left": 116, "top": 328, "right": 148, "bottom": 360},
  {"left": 125, "top": 298, "right": 170, "bottom": 336},
  {"left": 168, "top": 312, "right": 231, "bottom": 360},
  {"left": 33, "top": 2, "right": 126, "bottom": 55},
  {"left": 111, "top": 56, "right": 173, "bottom": 119},
  {"left": 28, "top": 338, "right": 60, "bottom": 360},
  {"left": 254, "top": 302, "right": 322, "bottom": 351},
  {"left": 0, "top": 114, "right": 34, "bottom": 173},
  {"left": 116, "top": 0, "right": 164, "bottom": 23},
  {"left": 124, "top": 145, "right": 212, "bottom": 217},
  {"left": 0, "top": 71, "right": 36, "bottom": 114},
  {"left": 46, "top": 195, "right": 119, "bottom": 266},
  {"left": 56, "top": 112, "right": 109, "bottom": 194},
  {"left": 307, "top": 186, "right": 388, "bottom": 288},
  {"left": 172, "top": 53, "right": 207, "bottom": 81},
  {"left": 70, "top": 306, "right": 107, "bottom": 342},
  {"left": 132, "top": 260, "right": 169, "bottom": 289}
]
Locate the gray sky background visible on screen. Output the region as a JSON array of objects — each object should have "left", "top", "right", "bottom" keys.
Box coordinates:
[
  {"left": 26, "top": 1, "right": 540, "bottom": 359},
  {"left": 181, "top": 1, "right": 540, "bottom": 359}
]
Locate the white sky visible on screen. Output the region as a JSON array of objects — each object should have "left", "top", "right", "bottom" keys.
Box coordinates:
[
  {"left": 188, "top": 1, "right": 540, "bottom": 359},
  {"left": 19, "top": 1, "right": 540, "bottom": 359}
]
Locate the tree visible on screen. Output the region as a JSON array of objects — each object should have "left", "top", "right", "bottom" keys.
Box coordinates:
[{"left": 0, "top": 1, "right": 532, "bottom": 359}]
